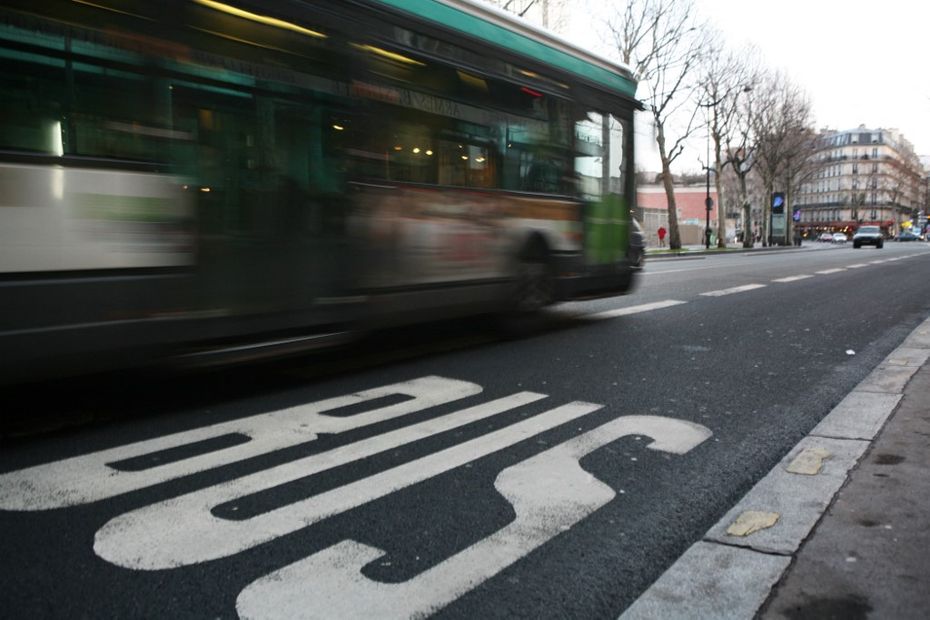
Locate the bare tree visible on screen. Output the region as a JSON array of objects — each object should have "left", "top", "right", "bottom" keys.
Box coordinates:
[
  {"left": 485, "top": 0, "right": 568, "bottom": 31},
  {"left": 751, "top": 72, "right": 814, "bottom": 246},
  {"left": 699, "top": 33, "right": 754, "bottom": 248},
  {"left": 604, "top": 0, "right": 707, "bottom": 250},
  {"left": 721, "top": 49, "right": 764, "bottom": 247}
]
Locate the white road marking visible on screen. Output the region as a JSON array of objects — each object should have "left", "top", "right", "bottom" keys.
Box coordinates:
[
  {"left": 95, "top": 401, "right": 604, "bottom": 569},
  {"left": 815, "top": 268, "right": 846, "bottom": 274},
  {"left": 584, "top": 300, "right": 687, "bottom": 320},
  {"left": 772, "top": 275, "right": 813, "bottom": 283},
  {"left": 846, "top": 263, "right": 868, "bottom": 268},
  {"left": 645, "top": 265, "right": 719, "bottom": 275},
  {"left": 700, "top": 284, "right": 766, "bottom": 297},
  {"left": 0, "top": 376, "right": 481, "bottom": 510},
  {"left": 235, "top": 416, "right": 712, "bottom": 620},
  {"left": 869, "top": 259, "right": 886, "bottom": 264}
]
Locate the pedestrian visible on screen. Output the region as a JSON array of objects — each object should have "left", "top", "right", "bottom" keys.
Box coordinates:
[{"left": 657, "top": 226, "right": 667, "bottom": 247}]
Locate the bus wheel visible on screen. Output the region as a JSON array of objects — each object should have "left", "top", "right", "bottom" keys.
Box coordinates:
[{"left": 512, "top": 243, "right": 553, "bottom": 314}]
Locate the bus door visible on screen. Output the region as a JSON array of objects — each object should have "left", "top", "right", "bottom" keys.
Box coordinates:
[
  {"left": 575, "top": 111, "right": 630, "bottom": 267},
  {"left": 173, "top": 90, "right": 348, "bottom": 318}
]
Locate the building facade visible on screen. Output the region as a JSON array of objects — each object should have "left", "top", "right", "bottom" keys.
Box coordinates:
[
  {"left": 635, "top": 185, "right": 722, "bottom": 246},
  {"left": 795, "top": 125, "right": 925, "bottom": 238}
]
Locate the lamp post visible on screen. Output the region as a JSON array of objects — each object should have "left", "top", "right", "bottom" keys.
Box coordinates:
[{"left": 704, "top": 109, "right": 714, "bottom": 249}]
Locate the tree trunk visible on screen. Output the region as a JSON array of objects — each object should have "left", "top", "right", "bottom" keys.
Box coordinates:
[
  {"left": 738, "top": 171, "right": 753, "bottom": 248},
  {"left": 714, "top": 142, "right": 725, "bottom": 248},
  {"left": 656, "top": 122, "right": 681, "bottom": 249},
  {"left": 762, "top": 181, "right": 771, "bottom": 246}
]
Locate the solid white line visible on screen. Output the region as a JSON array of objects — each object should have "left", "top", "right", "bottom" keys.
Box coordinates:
[
  {"left": 645, "top": 266, "right": 720, "bottom": 275},
  {"left": 846, "top": 263, "right": 868, "bottom": 268},
  {"left": 585, "top": 300, "right": 687, "bottom": 320},
  {"left": 772, "top": 275, "right": 813, "bottom": 283},
  {"left": 700, "top": 284, "right": 766, "bottom": 297},
  {"left": 869, "top": 260, "right": 886, "bottom": 264},
  {"left": 815, "top": 268, "right": 846, "bottom": 274}
]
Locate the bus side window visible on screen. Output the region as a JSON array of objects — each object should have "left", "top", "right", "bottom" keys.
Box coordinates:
[
  {"left": 575, "top": 111, "right": 606, "bottom": 200},
  {"left": 437, "top": 140, "right": 494, "bottom": 188}
]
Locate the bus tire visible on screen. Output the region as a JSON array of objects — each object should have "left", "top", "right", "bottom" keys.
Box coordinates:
[
  {"left": 512, "top": 239, "right": 554, "bottom": 314},
  {"left": 494, "top": 238, "right": 554, "bottom": 338}
]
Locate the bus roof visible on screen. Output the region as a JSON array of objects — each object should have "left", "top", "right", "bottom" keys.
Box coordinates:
[{"left": 367, "top": 0, "right": 638, "bottom": 99}]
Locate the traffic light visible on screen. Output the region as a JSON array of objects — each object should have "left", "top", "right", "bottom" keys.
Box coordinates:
[{"left": 771, "top": 192, "right": 785, "bottom": 214}]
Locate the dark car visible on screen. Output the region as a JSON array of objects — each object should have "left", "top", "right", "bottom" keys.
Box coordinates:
[
  {"left": 852, "top": 225, "right": 883, "bottom": 249},
  {"left": 897, "top": 230, "right": 920, "bottom": 242}
]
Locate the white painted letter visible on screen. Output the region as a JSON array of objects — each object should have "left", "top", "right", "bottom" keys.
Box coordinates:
[
  {"left": 235, "top": 416, "right": 712, "bottom": 619},
  {"left": 0, "top": 376, "right": 480, "bottom": 510}
]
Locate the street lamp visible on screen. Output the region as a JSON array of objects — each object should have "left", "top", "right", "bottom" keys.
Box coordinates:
[{"left": 703, "top": 105, "right": 715, "bottom": 249}]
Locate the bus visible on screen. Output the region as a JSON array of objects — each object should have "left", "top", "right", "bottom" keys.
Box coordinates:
[{"left": 0, "top": 0, "right": 642, "bottom": 382}]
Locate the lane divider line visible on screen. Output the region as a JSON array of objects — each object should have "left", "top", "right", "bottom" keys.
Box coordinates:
[
  {"left": 700, "top": 284, "right": 766, "bottom": 297},
  {"left": 584, "top": 300, "right": 687, "bottom": 321},
  {"left": 772, "top": 275, "right": 813, "bottom": 283},
  {"left": 815, "top": 268, "right": 846, "bottom": 274}
]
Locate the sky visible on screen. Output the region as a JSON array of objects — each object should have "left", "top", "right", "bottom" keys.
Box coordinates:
[
  {"left": 556, "top": 0, "right": 930, "bottom": 173},
  {"left": 697, "top": 0, "right": 930, "bottom": 155}
]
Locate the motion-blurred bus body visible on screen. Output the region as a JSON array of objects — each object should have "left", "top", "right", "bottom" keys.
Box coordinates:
[{"left": 0, "top": 0, "right": 641, "bottom": 381}]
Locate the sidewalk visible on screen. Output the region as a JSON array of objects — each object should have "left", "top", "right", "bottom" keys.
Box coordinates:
[
  {"left": 646, "top": 241, "right": 808, "bottom": 260},
  {"left": 621, "top": 318, "right": 930, "bottom": 619},
  {"left": 761, "top": 347, "right": 930, "bottom": 618}
]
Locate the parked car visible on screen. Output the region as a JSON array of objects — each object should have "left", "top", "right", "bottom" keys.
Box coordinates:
[
  {"left": 897, "top": 230, "right": 920, "bottom": 242},
  {"left": 818, "top": 232, "right": 834, "bottom": 242},
  {"left": 853, "top": 225, "right": 883, "bottom": 249},
  {"left": 832, "top": 232, "right": 848, "bottom": 243}
]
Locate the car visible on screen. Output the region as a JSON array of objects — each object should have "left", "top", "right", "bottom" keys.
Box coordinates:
[
  {"left": 897, "top": 230, "right": 920, "bottom": 242},
  {"left": 832, "top": 232, "right": 848, "bottom": 243},
  {"left": 852, "top": 225, "right": 883, "bottom": 249},
  {"left": 819, "top": 232, "right": 834, "bottom": 242}
]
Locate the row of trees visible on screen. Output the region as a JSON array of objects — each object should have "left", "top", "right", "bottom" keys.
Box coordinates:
[{"left": 489, "top": 0, "right": 820, "bottom": 249}]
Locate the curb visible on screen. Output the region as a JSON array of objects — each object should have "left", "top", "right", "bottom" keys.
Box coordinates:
[
  {"left": 646, "top": 245, "right": 807, "bottom": 262},
  {"left": 619, "top": 317, "right": 930, "bottom": 620}
]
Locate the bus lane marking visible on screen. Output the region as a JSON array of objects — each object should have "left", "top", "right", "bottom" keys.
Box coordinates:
[
  {"left": 95, "top": 401, "right": 604, "bottom": 569},
  {"left": 235, "top": 416, "right": 712, "bottom": 620},
  {"left": 700, "top": 284, "right": 766, "bottom": 297},
  {"left": 0, "top": 376, "right": 480, "bottom": 510},
  {"left": 772, "top": 275, "right": 813, "bottom": 283},
  {"left": 584, "top": 300, "right": 687, "bottom": 320}
]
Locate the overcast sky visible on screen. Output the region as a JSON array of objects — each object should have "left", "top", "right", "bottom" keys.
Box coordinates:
[
  {"left": 699, "top": 0, "right": 930, "bottom": 155},
  {"left": 558, "top": 0, "right": 930, "bottom": 173}
]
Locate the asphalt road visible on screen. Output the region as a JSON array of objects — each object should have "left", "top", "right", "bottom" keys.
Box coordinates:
[{"left": 2, "top": 241, "right": 929, "bottom": 619}]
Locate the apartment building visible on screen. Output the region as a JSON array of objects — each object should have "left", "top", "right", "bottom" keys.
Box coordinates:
[{"left": 795, "top": 125, "right": 925, "bottom": 238}]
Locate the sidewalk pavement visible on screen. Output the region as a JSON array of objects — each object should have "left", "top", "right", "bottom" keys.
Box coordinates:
[
  {"left": 622, "top": 318, "right": 930, "bottom": 619},
  {"left": 646, "top": 241, "right": 808, "bottom": 259},
  {"left": 761, "top": 341, "right": 930, "bottom": 619}
]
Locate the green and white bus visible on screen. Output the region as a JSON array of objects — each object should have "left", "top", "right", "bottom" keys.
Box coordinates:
[{"left": 0, "top": 0, "right": 641, "bottom": 381}]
